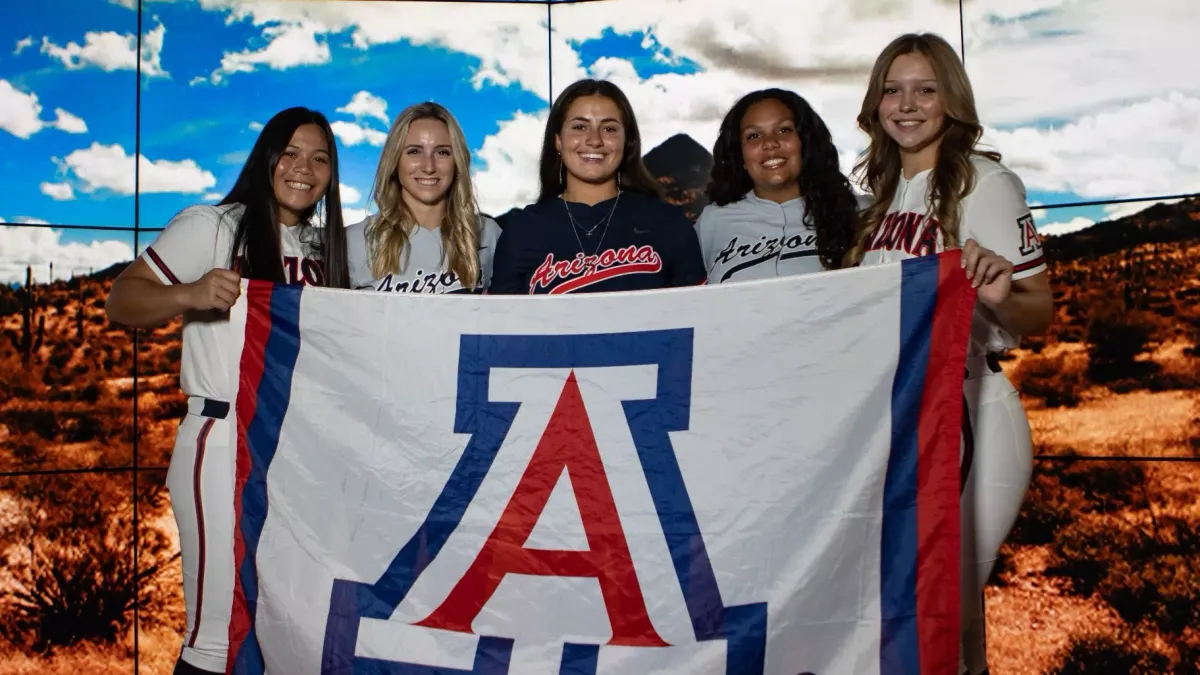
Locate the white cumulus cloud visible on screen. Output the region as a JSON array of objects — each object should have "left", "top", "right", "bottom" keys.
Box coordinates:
[
  {"left": 39, "top": 182, "right": 75, "bottom": 201},
  {"left": 51, "top": 108, "right": 88, "bottom": 134},
  {"left": 206, "top": 21, "right": 330, "bottom": 84},
  {"left": 40, "top": 23, "right": 167, "bottom": 77},
  {"left": 330, "top": 120, "right": 387, "bottom": 147},
  {"left": 337, "top": 90, "right": 390, "bottom": 126},
  {"left": 13, "top": 36, "right": 33, "bottom": 55},
  {"left": 339, "top": 183, "right": 361, "bottom": 204},
  {"left": 0, "top": 80, "right": 88, "bottom": 139},
  {"left": 59, "top": 142, "right": 217, "bottom": 195},
  {"left": 1035, "top": 216, "right": 1094, "bottom": 237},
  {"left": 0, "top": 226, "right": 134, "bottom": 284},
  {"left": 547, "top": 0, "right": 962, "bottom": 177},
  {"left": 983, "top": 93, "right": 1200, "bottom": 201},
  {"left": 196, "top": 0, "right": 552, "bottom": 98},
  {"left": 472, "top": 111, "right": 547, "bottom": 217}
]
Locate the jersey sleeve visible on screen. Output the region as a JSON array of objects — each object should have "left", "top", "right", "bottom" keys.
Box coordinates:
[
  {"left": 961, "top": 169, "right": 1046, "bottom": 281},
  {"left": 662, "top": 205, "right": 707, "bottom": 287},
  {"left": 694, "top": 205, "right": 719, "bottom": 272},
  {"left": 345, "top": 218, "right": 375, "bottom": 289},
  {"left": 477, "top": 216, "right": 502, "bottom": 291},
  {"left": 141, "top": 205, "right": 225, "bottom": 285}
]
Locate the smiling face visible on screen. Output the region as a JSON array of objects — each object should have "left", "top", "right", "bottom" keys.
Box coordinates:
[
  {"left": 554, "top": 94, "right": 626, "bottom": 189},
  {"left": 396, "top": 117, "right": 456, "bottom": 209},
  {"left": 878, "top": 51, "right": 947, "bottom": 155},
  {"left": 272, "top": 123, "right": 331, "bottom": 226},
  {"left": 740, "top": 98, "right": 802, "bottom": 202}
]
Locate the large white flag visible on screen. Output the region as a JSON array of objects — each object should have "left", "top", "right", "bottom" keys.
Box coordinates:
[{"left": 220, "top": 252, "right": 973, "bottom": 675}]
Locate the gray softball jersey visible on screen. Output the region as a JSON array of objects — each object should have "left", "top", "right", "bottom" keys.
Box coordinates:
[
  {"left": 696, "top": 191, "right": 824, "bottom": 284},
  {"left": 347, "top": 215, "right": 502, "bottom": 293}
]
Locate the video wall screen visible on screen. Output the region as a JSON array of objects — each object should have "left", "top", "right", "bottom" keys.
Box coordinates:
[{"left": 1, "top": 0, "right": 1196, "bottom": 673}]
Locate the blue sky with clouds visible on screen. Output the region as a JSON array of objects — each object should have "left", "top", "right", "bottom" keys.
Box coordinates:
[{"left": 1, "top": 0, "right": 1196, "bottom": 283}]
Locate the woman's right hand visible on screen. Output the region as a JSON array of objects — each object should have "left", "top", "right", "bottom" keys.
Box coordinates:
[{"left": 183, "top": 268, "right": 242, "bottom": 311}]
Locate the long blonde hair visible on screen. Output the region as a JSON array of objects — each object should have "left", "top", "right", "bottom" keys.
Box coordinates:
[
  {"left": 366, "top": 102, "right": 482, "bottom": 288},
  {"left": 845, "top": 33, "right": 1000, "bottom": 266}
]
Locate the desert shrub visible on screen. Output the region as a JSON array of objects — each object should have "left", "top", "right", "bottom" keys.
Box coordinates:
[
  {"left": 1174, "top": 643, "right": 1200, "bottom": 675},
  {"left": 1048, "top": 632, "right": 1171, "bottom": 675},
  {"left": 1012, "top": 353, "right": 1087, "bottom": 407},
  {"left": 46, "top": 344, "right": 72, "bottom": 371},
  {"left": 0, "top": 473, "right": 177, "bottom": 650},
  {"left": 78, "top": 382, "right": 102, "bottom": 404},
  {"left": 1049, "top": 517, "right": 1119, "bottom": 596},
  {"left": 9, "top": 443, "right": 46, "bottom": 470},
  {"left": 1086, "top": 305, "right": 1159, "bottom": 381},
  {"left": 1101, "top": 552, "right": 1199, "bottom": 637},
  {"left": 1043, "top": 461, "right": 1200, "bottom": 658},
  {"left": 1006, "top": 468, "right": 1077, "bottom": 546},
  {"left": 2, "top": 408, "right": 58, "bottom": 439},
  {"left": 59, "top": 413, "right": 106, "bottom": 443},
  {"left": 1052, "top": 460, "right": 1144, "bottom": 509}
]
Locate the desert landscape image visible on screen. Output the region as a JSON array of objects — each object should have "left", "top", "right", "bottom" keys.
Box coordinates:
[
  {"left": 1, "top": 170, "right": 1197, "bottom": 672},
  {"left": 3, "top": 0, "right": 1198, "bottom": 671}
]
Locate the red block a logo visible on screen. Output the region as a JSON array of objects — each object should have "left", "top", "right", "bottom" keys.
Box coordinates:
[{"left": 416, "top": 371, "right": 668, "bottom": 647}]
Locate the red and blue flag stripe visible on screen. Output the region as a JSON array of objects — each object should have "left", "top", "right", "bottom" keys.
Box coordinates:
[{"left": 880, "top": 250, "right": 975, "bottom": 675}]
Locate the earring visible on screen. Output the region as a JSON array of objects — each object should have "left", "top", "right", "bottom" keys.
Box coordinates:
[
  {"left": 616, "top": 171, "right": 622, "bottom": 189},
  {"left": 558, "top": 153, "right": 565, "bottom": 186}
]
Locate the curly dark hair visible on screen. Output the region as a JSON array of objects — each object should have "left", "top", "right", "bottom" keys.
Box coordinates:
[{"left": 706, "top": 88, "right": 859, "bottom": 270}]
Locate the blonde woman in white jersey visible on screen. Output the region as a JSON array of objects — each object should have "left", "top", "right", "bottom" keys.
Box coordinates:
[
  {"left": 106, "top": 107, "right": 350, "bottom": 675},
  {"left": 846, "top": 33, "right": 1053, "bottom": 675},
  {"left": 347, "top": 101, "right": 500, "bottom": 293}
]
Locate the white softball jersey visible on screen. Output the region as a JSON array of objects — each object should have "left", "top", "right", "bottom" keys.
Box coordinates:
[
  {"left": 859, "top": 155, "right": 1047, "bottom": 357},
  {"left": 141, "top": 202, "right": 324, "bottom": 673},
  {"left": 142, "top": 203, "right": 323, "bottom": 403},
  {"left": 346, "top": 214, "right": 501, "bottom": 293},
  {"left": 858, "top": 156, "right": 1044, "bottom": 675}
]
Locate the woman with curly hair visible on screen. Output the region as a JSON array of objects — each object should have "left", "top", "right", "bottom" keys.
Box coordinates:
[
  {"left": 847, "top": 33, "right": 1053, "bottom": 675},
  {"left": 697, "top": 88, "right": 860, "bottom": 283}
]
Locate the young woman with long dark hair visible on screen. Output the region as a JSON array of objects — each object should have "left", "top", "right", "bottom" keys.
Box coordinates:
[
  {"left": 105, "top": 106, "right": 348, "bottom": 675},
  {"left": 347, "top": 101, "right": 500, "bottom": 293},
  {"left": 847, "top": 33, "right": 1053, "bottom": 675},
  {"left": 489, "top": 79, "right": 706, "bottom": 294},
  {"left": 700, "top": 88, "right": 859, "bottom": 283}
]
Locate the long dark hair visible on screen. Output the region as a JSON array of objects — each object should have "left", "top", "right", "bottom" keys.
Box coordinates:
[
  {"left": 219, "top": 106, "right": 349, "bottom": 288},
  {"left": 537, "top": 79, "right": 662, "bottom": 202},
  {"left": 707, "top": 88, "right": 859, "bottom": 270}
]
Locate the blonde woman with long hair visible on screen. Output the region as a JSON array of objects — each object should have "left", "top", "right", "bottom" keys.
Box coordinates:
[
  {"left": 847, "top": 33, "right": 1053, "bottom": 675},
  {"left": 347, "top": 102, "right": 500, "bottom": 293}
]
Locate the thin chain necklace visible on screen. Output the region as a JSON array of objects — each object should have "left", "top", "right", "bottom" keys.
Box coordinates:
[
  {"left": 562, "top": 190, "right": 621, "bottom": 268},
  {"left": 562, "top": 190, "right": 620, "bottom": 238}
]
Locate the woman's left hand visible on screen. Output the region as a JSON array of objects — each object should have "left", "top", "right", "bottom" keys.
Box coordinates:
[{"left": 961, "top": 238, "right": 1013, "bottom": 308}]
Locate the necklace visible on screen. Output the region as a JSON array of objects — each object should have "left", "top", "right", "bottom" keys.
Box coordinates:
[
  {"left": 562, "top": 191, "right": 620, "bottom": 238},
  {"left": 563, "top": 191, "right": 621, "bottom": 270}
]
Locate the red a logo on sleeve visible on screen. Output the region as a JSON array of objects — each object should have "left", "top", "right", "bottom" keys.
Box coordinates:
[{"left": 1017, "top": 214, "right": 1042, "bottom": 256}]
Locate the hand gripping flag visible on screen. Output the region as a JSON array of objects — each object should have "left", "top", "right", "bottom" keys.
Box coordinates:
[{"left": 221, "top": 252, "right": 974, "bottom": 675}]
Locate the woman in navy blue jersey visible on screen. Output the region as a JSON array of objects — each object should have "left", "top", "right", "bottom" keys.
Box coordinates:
[{"left": 489, "top": 79, "right": 706, "bottom": 294}]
